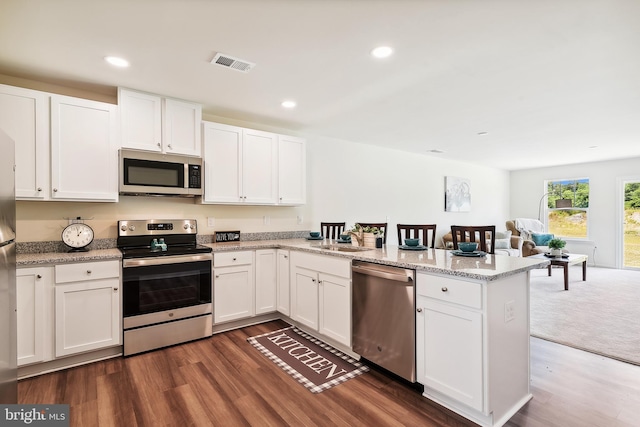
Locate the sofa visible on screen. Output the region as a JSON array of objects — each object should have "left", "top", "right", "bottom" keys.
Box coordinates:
[
  {"left": 505, "top": 219, "right": 549, "bottom": 257},
  {"left": 441, "top": 229, "right": 524, "bottom": 256}
]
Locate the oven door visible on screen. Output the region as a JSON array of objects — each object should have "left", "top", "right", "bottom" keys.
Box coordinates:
[{"left": 122, "top": 254, "right": 212, "bottom": 328}]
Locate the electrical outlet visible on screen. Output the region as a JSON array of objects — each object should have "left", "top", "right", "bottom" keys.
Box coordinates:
[
  {"left": 207, "top": 217, "right": 215, "bottom": 227},
  {"left": 263, "top": 216, "right": 270, "bottom": 225},
  {"left": 504, "top": 300, "right": 515, "bottom": 323},
  {"left": 297, "top": 215, "right": 303, "bottom": 224}
]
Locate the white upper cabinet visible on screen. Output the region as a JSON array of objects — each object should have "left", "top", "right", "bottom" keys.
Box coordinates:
[
  {"left": 119, "top": 88, "right": 201, "bottom": 156},
  {"left": 202, "top": 121, "right": 304, "bottom": 205},
  {"left": 50, "top": 95, "right": 118, "bottom": 201},
  {"left": 0, "top": 84, "right": 49, "bottom": 199},
  {"left": 278, "top": 134, "right": 306, "bottom": 205}
]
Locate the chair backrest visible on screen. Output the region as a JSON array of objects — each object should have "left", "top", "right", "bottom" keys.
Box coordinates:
[
  {"left": 397, "top": 224, "right": 437, "bottom": 248},
  {"left": 320, "top": 222, "right": 346, "bottom": 239},
  {"left": 450, "top": 225, "right": 496, "bottom": 254},
  {"left": 357, "top": 222, "right": 388, "bottom": 243}
]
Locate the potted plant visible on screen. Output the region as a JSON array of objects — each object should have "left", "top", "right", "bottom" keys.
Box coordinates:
[
  {"left": 347, "top": 224, "right": 382, "bottom": 247},
  {"left": 548, "top": 238, "right": 566, "bottom": 257}
]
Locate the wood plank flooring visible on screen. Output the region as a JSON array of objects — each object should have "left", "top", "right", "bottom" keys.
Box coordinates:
[{"left": 19, "top": 320, "right": 640, "bottom": 426}]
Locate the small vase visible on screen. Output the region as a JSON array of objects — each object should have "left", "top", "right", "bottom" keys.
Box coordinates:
[{"left": 550, "top": 248, "right": 562, "bottom": 257}]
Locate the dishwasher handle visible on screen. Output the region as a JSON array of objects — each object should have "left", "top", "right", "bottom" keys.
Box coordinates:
[{"left": 352, "top": 265, "right": 414, "bottom": 283}]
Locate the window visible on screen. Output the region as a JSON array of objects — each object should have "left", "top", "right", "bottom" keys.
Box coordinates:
[{"left": 546, "top": 178, "right": 589, "bottom": 238}]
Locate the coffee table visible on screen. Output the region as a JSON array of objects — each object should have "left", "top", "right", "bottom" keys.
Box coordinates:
[{"left": 531, "top": 253, "right": 588, "bottom": 290}]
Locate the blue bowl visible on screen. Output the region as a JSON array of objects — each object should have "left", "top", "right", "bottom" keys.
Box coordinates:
[
  {"left": 309, "top": 231, "right": 321, "bottom": 238},
  {"left": 404, "top": 238, "right": 420, "bottom": 247},
  {"left": 458, "top": 242, "right": 478, "bottom": 252}
]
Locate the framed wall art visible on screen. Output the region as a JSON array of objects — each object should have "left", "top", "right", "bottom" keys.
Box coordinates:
[{"left": 445, "top": 176, "right": 471, "bottom": 212}]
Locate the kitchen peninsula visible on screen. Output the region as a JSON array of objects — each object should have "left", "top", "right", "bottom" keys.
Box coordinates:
[{"left": 17, "top": 239, "right": 548, "bottom": 427}]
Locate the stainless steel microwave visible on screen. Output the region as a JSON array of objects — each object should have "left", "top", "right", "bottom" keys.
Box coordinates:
[{"left": 119, "top": 149, "right": 203, "bottom": 197}]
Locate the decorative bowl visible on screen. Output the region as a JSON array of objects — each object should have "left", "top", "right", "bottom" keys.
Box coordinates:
[
  {"left": 309, "top": 231, "right": 321, "bottom": 238},
  {"left": 340, "top": 234, "right": 351, "bottom": 241},
  {"left": 404, "top": 238, "right": 420, "bottom": 247},
  {"left": 458, "top": 242, "right": 478, "bottom": 252}
]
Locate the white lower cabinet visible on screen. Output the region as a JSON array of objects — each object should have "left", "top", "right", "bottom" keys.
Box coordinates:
[
  {"left": 276, "top": 249, "right": 290, "bottom": 315},
  {"left": 416, "top": 272, "right": 532, "bottom": 427},
  {"left": 290, "top": 251, "right": 351, "bottom": 347},
  {"left": 16, "top": 267, "right": 53, "bottom": 366},
  {"left": 214, "top": 251, "right": 255, "bottom": 323},
  {"left": 255, "top": 249, "right": 277, "bottom": 315},
  {"left": 54, "top": 261, "right": 121, "bottom": 357}
]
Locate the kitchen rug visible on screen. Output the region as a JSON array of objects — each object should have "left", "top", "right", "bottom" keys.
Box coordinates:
[{"left": 247, "top": 326, "right": 369, "bottom": 393}]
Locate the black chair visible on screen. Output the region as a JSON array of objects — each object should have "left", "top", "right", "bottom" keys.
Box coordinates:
[
  {"left": 357, "top": 222, "right": 388, "bottom": 244},
  {"left": 397, "top": 224, "right": 437, "bottom": 248},
  {"left": 321, "top": 222, "right": 346, "bottom": 239},
  {"left": 450, "top": 225, "right": 496, "bottom": 254}
]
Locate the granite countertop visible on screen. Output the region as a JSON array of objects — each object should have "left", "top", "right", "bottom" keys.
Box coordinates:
[{"left": 17, "top": 238, "right": 549, "bottom": 281}]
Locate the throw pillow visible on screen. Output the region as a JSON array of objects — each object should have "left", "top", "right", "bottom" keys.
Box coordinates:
[
  {"left": 531, "top": 233, "right": 554, "bottom": 246},
  {"left": 494, "top": 230, "right": 512, "bottom": 249}
]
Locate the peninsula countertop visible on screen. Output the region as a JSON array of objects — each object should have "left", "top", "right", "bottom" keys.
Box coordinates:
[{"left": 17, "top": 238, "right": 549, "bottom": 281}]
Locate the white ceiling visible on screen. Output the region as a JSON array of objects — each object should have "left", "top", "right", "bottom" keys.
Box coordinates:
[{"left": 1, "top": 0, "right": 639, "bottom": 171}]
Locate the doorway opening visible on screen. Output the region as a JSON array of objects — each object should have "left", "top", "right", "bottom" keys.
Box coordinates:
[{"left": 623, "top": 180, "right": 640, "bottom": 269}]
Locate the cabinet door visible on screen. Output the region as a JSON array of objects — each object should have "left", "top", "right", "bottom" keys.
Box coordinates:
[
  {"left": 290, "top": 266, "right": 318, "bottom": 330},
  {"left": 119, "top": 88, "right": 162, "bottom": 152},
  {"left": 50, "top": 95, "right": 118, "bottom": 201},
  {"left": 416, "top": 295, "right": 483, "bottom": 411},
  {"left": 319, "top": 273, "right": 351, "bottom": 346},
  {"left": 55, "top": 278, "right": 121, "bottom": 357},
  {"left": 276, "top": 249, "right": 290, "bottom": 315},
  {"left": 278, "top": 135, "right": 306, "bottom": 205},
  {"left": 202, "top": 121, "right": 242, "bottom": 203},
  {"left": 16, "top": 267, "right": 52, "bottom": 366},
  {"left": 255, "top": 249, "right": 277, "bottom": 315},
  {"left": 214, "top": 264, "right": 254, "bottom": 323},
  {"left": 163, "top": 98, "right": 201, "bottom": 156},
  {"left": 242, "top": 128, "right": 277, "bottom": 204},
  {"left": 0, "top": 84, "right": 49, "bottom": 199}
]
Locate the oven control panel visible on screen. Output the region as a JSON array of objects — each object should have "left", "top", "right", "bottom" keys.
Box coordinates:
[{"left": 118, "top": 219, "right": 197, "bottom": 236}]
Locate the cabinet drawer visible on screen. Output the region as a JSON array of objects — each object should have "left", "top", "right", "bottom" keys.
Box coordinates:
[
  {"left": 55, "top": 260, "right": 120, "bottom": 284},
  {"left": 214, "top": 251, "right": 253, "bottom": 267},
  {"left": 416, "top": 274, "right": 482, "bottom": 309}
]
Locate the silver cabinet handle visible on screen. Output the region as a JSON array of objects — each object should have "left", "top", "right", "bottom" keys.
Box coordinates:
[
  {"left": 284, "top": 255, "right": 288, "bottom": 259},
  {"left": 417, "top": 308, "right": 423, "bottom": 313},
  {"left": 87, "top": 270, "right": 92, "bottom": 274},
  {"left": 232, "top": 258, "right": 237, "bottom": 261},
  {"left": 37, "top": 187, "right": 42, "bottom": 192},
  {"left": 113, "top": 287, "right": 118, "bottom": 292},
  {"left": 36, "top": 274, "right": 42, "bottom": 279},
  {"left": 441, "top": 287, "right": 448, "bottom": 292},
  {"left": 168, "top": 144, "right": 172, "bottom": 149},
  {"left": 157, "top": 143, "right": 161, "bottom": 147},
  {"left": 215, "top": 275, "right": 219, "bottom": 278},
  {"left": 53, "top": 188, "right": 58, "bottom": 192},
  {"left": 312, "top": 279, "right": 316, "bottom": 283}
]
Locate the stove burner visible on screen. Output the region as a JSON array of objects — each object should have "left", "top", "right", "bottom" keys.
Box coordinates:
[{"left": 117, "top": 219, "right": 212, "bottom": 258}]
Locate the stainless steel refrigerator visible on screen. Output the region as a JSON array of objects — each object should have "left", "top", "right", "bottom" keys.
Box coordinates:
[{"left": 0, "top": 128, "right": 17, "bottom": 403}]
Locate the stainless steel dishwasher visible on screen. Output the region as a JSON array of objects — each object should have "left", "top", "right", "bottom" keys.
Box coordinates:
[{"left": 352, "top": 260, "right": 416, "bottom": 382}]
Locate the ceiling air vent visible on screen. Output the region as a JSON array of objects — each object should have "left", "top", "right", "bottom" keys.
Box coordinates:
[{"left": 210, "top": 53, "right": 255, "bottom": 73}]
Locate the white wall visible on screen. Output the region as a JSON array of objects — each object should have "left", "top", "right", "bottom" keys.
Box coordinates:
[
  {"left": 306, "top": 134, "right": 511, "bottom": 245},
  {"left": 510, "top": 157, "right": 640, "bottom": 268}
]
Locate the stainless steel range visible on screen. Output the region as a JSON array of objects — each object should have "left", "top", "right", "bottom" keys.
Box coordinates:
[{"left": 118, "top": 219, "right": 213, "bottom": 356}]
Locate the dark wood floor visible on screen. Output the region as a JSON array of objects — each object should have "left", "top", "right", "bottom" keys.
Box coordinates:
[{"left": 19, "top": 320, "right": 640, "bottom": 427}]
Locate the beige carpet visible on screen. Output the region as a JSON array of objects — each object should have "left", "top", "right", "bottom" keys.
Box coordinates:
[{"left": 530, "top": 266, "right": 640, "bottom": 365}]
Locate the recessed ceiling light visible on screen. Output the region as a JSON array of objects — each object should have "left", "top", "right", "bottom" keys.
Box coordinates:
[
  {"left": 588, "top": 145, "right": 598, "bottom": 149},
  {"left": 281, "top": 100, "right": 296, "bottom": 109},
  {"left": 427, "top": 149, "right": 445, "bottom": 154},
  {"left": 104, "top": 56, "right": 129, "bottom": 68},
  {"left": 477, "top": 131, "right": 488, "bottom": 136},
  {"left": 371, "top": 46, "right": 393, "bottom": 59}
]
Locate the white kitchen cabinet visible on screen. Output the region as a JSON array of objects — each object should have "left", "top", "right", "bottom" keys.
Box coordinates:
[
  {"left": 54, "top": 260, "right": 121, "bottom": 357},
  {"left": 318, "top": 272, "right": 351, "bottom": 346},
  {"left": 416, "top": 272, "right": 532, "bottom": 427},
  {"left": 277, "top": 134, "right": 306, "bottom": 205},
  {"left": 202, "top": 121, "right": 301, "bottom": 206},
  {"left": 289, "top": 251, "right": 351, "bottom": 346},
  {"left": 255, "top": 249, "right": 277, "bottom": 315},
  {"left": 213, "top": 251, "right": 255, "bottom": 323},
  {"left": 0, "top": 84, "right": 49, "bottom": 199},
  {"left": 16, "top": 267, "right": 53, "bottom": 366},
  {"left": 50, "top": 94, "right": 118, "bottom": 201},
  {"left": 276, "top": 249, "right": 290, "bottom": 315},
  {"left": 119, "top": 88, "right": 201, "bottom": 156}
]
